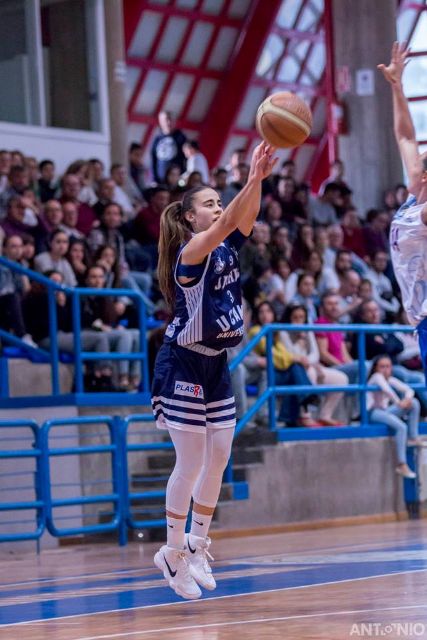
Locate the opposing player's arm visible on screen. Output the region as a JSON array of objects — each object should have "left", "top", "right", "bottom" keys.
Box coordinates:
[
  {"left": 182, "top": 143, "right": 277, "bottom": 264},
  {"left": 378, "top": 42, "right": 423, "bottom": 196}
]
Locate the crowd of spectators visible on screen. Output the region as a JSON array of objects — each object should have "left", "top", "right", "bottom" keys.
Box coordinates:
[{"left": 0, "top": 109, "right": 423, "bottom": 414}]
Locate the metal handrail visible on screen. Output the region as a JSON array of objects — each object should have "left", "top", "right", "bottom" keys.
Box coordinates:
[{"left": 0, "top": 256, "right": 149, "bottom": 399}]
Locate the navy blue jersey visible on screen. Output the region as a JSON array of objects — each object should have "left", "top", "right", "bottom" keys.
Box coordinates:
[{"left": 164, "top": 229, "right": 247, "bottom": 351}]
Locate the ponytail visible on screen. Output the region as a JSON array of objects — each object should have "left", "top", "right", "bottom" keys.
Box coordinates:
[
  {"left": 158, "top": 185, "right": 212, "bottom": 311},
  {"left": 158, "top": 202, "right": 190, "bottom": 310}
]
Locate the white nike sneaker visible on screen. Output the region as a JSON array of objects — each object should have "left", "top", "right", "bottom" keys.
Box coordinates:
[
  {"left": 154, "top": 545, "right": 202, "bottom": 600},
  {"left": 185, "top": 533, "right": 216, "bottom": 590}
]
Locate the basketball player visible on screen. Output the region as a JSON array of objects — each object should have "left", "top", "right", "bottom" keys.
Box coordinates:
[
  {"left": 152, "top": 142, "right": 277, "bottom": 599},
  {"left": 378, "top": 42, "right": 427, "bottom": 379}
]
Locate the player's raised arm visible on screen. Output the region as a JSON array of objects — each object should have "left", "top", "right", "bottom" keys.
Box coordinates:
[
  {"left": 181, "top": 143, "right": 277, "bottom": 265},
  {"left": 378, "top": 41, "right": 423, "bottom": 196}
]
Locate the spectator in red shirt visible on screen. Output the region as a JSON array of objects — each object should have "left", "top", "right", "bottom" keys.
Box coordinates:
[
  {"left": 60, "top": 174, "right": 96, "bottom": 236},
  {"left": 131, "top": 186, "right": 170, "bottom": 269},
  {"left": 341, "top": 206, "right": 367, "bottom": 258}
]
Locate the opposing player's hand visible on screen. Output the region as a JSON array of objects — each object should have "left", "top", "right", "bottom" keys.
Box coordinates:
[
  {"left": 377, "top": 41, "right": 410, "bottom": 85},
  {"left": 249, "top": 142, "right": 278, "bottom": 181}
]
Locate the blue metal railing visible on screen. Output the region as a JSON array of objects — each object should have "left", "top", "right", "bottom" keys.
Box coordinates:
[
  {"left": 1, "top": 323, "right": 425, "bottom": 544},
  {"left": 0, "top": 256, "right": 149, "bottom": 402}
]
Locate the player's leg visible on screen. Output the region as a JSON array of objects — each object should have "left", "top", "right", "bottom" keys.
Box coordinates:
[
  {"left": 185, "top": 426, "right": 234, "bottom": 590},
  {"left": 154, "top": 427, "right": 205, "bottom": 600}
]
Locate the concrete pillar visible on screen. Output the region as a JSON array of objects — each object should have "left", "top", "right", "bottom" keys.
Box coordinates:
[
  {"left": 104, "top": 0, "right": 127, "bottom": 166},
  {"left": 332, "top": 0, "right": 403, "bottom": 214}
]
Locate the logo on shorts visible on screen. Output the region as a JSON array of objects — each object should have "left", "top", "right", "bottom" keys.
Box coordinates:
[{"left": 174, "top": 380, "right": 204, "bottom": 399}]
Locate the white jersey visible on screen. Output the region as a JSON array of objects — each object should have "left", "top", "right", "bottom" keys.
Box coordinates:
[{"left": 390, "top": 195, "right": 427, "bottom": 325}]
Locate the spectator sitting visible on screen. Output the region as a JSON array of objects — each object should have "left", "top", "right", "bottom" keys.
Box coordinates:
[
  {"left": 337, "top": 269, "right": 362, "bottom": 323},
  {"left": 290, "top": 223, "right": 315, "bottom": 270},
  {"left": 87, "top": 158, "right": 105, "bottom": 195},
  {"left": 23, "top": 269, "right": 115, "bottom": 391},
  {"left": 182, "top": 140, "right": 209, "bottom": 184},
  {"left": 228, "top": 162, "right": 250, "bottom": 200},
  {"left": 239, "top": 222, "right": 271, "bottom": 276},
  {"left": 290, "top": 273, "right": 319, "bottom": 323},
  {"left": 66, "top": 238, "right": 91, "bottom": 286},
  {"left": 324, "top": 225, "right": 368, "bottom": 275},
  {"left": 0, "top": 150, "right": 11, "bottom": 195},
  {"left": 82, "top": 264, "right": 140, "bottom": 391},
  {"left": 185, "top": 170, "right": 204, "bottom": 189},
  {"left": 363, "top": 209, "right": 390, "bottom": 259},
  {"left": 92, "top": 177, "right": 115, "bottom": 219},
  {"left": 1, "top": 196, "right": 43, "bottom": 248},
  {"left": 22, "top": 236, "right": 35, "bottom": 269},
  {"left": 263, "top": 199, "right": 285, "bottom": 231},
  {"left": 248, "top": 301, "right": 318, "bottom": 427},
  {"left": 242, "top": 258, "right": 280, "bottom": 312},
  {"left": 383, "top": 188, "right": 398, "bottom": 215},
  {"left": 288, "top": 250, "right": 339, "bottom": 299},
  {"left": 359, "top": 278, "right": 374, "bottom": 302},
  {"left": 164, "top": 164, "right": 185, "bottom": 202},
  {"left": 59, "top": 173, "right": 96, "bottom": 235},
  {"left": 0, "top": 235, "right": 35, "bottom": 346},
  {"left": 128, "top": 142, "right": 146, "bottom": 198},
  {"left": 110, "top": 163, "right": 137, "bottom": 221},
  {"left": 395, "top": 183, "right": 408, "bottom": 208},
  {"left": 270, "top": 225, "right": 292, "bottom": 262},
  {"left": 319, "top": 159, "right": 352, "bottom": 197},
  {"left": 269, "top": 257, "right": 293, "bottom": 319},
  {"left": 151, "top": 110, "right": 187, "bottom": 183},
  {"left": 211, "top": 167, "right": 237, "bottom": 208},
  {"left": 130, "top": 185, "right": 170, "bottom": 270},
  {"left": 280, "top": 303, "right": 348, "bottom": 426},
  {"left": 351, "top": 299, "right": 427, "bottom": 412},
  {"left": 367, "top": 355, "right": 420, "bottom": 479},
  {"left": 275, "top": 176, "right": 307, "bottom": 231},
  {"left": 21, "top": 188, "right": 41, "bottom": 227},
  {"left": 341, "top": 206, "right": 367, "bottom": 258},
  {"left": 315, "top": 290, "right": 359, "bottom": 383},
  {"left": 308, "top": 182, "right": 340, "bottom": 226},
  {"left": 59, "top": 200, "right": 84, "bottom": 240},
  {"left": 276, "top": 177, "right": 308, "bottom": 235},
  {"left": 34, "top": 229, "right": 77, "bottom": 287},
  {"left": 41, "top": 199, "right": 63, "bottom": 236},
  {"left": 0, "top": 165, "right": 30, "bottom": 218},
  {"left": 66, "top": 159, "right": 98, "bottom": 206},
  {"left": 38, "top": 159, "right": 58, "bottom": 203},
  {"left": 94, "top": 244, "right": 121, "bottom": 289},
  {"left": 365, "top": 250, "right": 400, "bottom": 321}
]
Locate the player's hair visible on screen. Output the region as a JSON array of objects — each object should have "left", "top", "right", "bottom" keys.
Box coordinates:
[{"left": 158, "top": 185, "right": 207, "bottom": 311}]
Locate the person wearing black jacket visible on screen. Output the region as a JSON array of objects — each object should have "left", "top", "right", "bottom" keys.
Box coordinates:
[{"left": 352, "top": 299, "right": 427, "bottom": 412}]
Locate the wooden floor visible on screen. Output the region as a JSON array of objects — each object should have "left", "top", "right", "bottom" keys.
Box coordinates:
[{"left": 1, "top": 521, "right": 427, "bottom": 639}]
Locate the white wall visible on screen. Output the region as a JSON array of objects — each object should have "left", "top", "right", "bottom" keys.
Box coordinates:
[{"left": 0, "top": 120, "right": 110, "bottom": 174}]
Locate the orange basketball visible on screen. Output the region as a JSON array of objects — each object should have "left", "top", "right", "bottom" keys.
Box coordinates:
[{"left": 256, "top": 92, "right": 313, "bottom": 149}]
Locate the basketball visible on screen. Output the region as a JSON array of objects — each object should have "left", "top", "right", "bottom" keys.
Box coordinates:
[{"left": 256, "top": 91, "right": 313, "bottom": 148}]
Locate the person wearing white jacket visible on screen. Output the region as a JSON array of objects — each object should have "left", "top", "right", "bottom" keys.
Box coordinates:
[
  {"left": 279, "top": 303, "right": 348, "bottom": 426},
  {"left": 367, "top": 354, "right": 422, "bottom": 479}
]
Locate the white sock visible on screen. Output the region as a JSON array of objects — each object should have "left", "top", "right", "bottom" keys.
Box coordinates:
[
  {"left": 190, "top": 511, "right": 213, "bottom": 539},
  {"left": 166, "top": 515, "right": 186, "bottom": 550}
]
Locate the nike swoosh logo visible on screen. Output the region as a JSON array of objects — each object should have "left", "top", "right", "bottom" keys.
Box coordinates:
[
  {"left": 168, "top": 524, "right": 174, "bottom": 528},
  {"left": 194, "top": 519, "right": 204, "bottom": 526},
  {"left": 188, "top": 540, "right": 197, "bottom": 554},
  {"left": 164, "top": 555, "right": 177, "bottom": 577}
]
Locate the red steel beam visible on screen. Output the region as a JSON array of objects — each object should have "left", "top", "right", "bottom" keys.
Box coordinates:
[
  {"left": 124, "top": 0, "right": 146, "bottom": 51},
  {"left": 198, "top": 0, "right": 282, "bottom": 167}
]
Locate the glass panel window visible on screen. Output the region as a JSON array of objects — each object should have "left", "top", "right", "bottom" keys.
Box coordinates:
[
  {"left": 403, "top": 55, "right": 427, "bottom": 97},
  {"left": 409, "top": 100, "right": 427, "bottom": 140},
  {"left": 135, "top": 70, "right": 168, "bottom": 116},
  {"left": 410, "top": 11, "right": 427, "bottom": 52},
  {"left": 181, "top": 21, "right": 214, "bottom": 67},
  {"left": 276, "top": 0, "right": 303, "bottom": 29},
  {"left": 202, "top": 0, "right": 224, "bottom": 14},
  {"left": 156, "top": 17, "right": 189, "bottom": 63},
  {"left": 207, "top": 27, "right": 238, "bottom": 70},
  {"left": 0, "top": 0, "right": 40, "bottom": 125},
  {"left": 256, "top": 34, "right": 284, "bottom": 77},
  {"left": 162, "top": 74, "right": 194, "bottom": 118},
  {"left": 41, "top": 0, "right": 101, "bottom": 131},
  {"left": 397, "top": 7, "right": 419, "bottom": 42},
  {"left": 187, "top": 78, "right": 218, "bottom": 121},
  {"left": 128, "top": 11, "right": 162, "bottom": 58}
]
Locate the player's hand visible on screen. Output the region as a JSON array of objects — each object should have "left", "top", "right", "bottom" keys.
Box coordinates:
[
  {"left": 377, "top": 41, "right": 410, "bottom": 85},
  {"left": 250, "top": 142, "right": 278, "bottom": 181}
]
